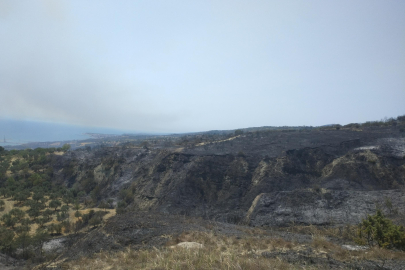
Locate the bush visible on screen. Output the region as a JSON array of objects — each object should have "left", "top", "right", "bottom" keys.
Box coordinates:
[
  {"left": 357, "top": 210, "right": 405, "bottom": 250},
  {"left": 116, "top": 201, "right": 127, "bottom": 215}
]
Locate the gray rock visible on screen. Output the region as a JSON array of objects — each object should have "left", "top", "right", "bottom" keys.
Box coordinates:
[{"left": 246, "top": 189, "right": 405, "bottom": 226}]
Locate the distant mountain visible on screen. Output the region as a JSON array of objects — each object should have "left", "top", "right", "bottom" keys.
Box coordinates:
[{"left": 0, "top": 118, "right": 130, "bottom": 146}]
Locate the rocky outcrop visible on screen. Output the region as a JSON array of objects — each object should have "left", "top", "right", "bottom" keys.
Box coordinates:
[{"left": 245, "top": 189, "right": 405, "bottom": 226}]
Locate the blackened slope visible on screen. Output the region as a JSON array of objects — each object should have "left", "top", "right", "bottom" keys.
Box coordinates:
[{"left": 47, "top": 127, "right": 404, "bottom": 222}]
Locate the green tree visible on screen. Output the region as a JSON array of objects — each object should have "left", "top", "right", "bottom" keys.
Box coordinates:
[
  {"left": 36, "top": 217, "right": 47, "bottom": 228},
  {"left": 55, "top": 223, "right": 63, "bottom": 234},
  {"left": 107, "top": 198, "right": 114, "bottom": 209},
  {"left": 9, "top": 208, "right": 25, "bottom": 222},
  {"left": 32, "top": 191, "right": 44, "bottom": 203},
  {"left": 43, "top": 209, "right": 53, "bottom": 221},
  {"left": 32, "top": 229, "right": 49, "bottom": 259},
  {"left": 0, "top": 226, "right": 15, "bottom": 262},
  {"left": 28, "top": 207, "right": 41, "bottom": 219},
  {"left": 89, "top": 216, "right": 102, "bottom": 228},
  {"left": 13, "top": 190, "right": 30, "bottom": 204},
  {"left": 62, "top": 144, "right": 71, "bottom": 152},
  {"left": 49, "top": 199, "right": 61, "bottom": 211},
  {"left": 15, "top": 231, "right": 31, "bottom": 259},
  {"left": 0, "top": 188, "right": 7, "bottom": 198},
  {"left": 90, "top": 185, "right": 101, "bottom": 202},
  {"left": 357, "top": 209, "right": 405, "bottom": 250},
  {"left": 73, "top": 203, "right": 81, "bottom": 211},
  {"left": 61, "top": 205, "right": 70, "bottom": 213},
  {"left": 99, "top": 200, "right": 109, "bottom": 212},
  {"left": 62, "top": 220, "right": 71, "bottom": 233},
  {"left": 116, "top": 201, "right": 127, "bottom": 215},
  {"left": 1, "top": 213, "right": 17, "bottom": 228},
  {"left": 63, "top": 194, "right": 74, "bottom": 206},
  {"left": 0, "top": 199, "right": 5, "bottom": 210},
  {"left": 74, "top": 210, "right": 82, "bottom": 221},
  {"left": 29, "top": 173, "right": 43, "bottom": 186}
]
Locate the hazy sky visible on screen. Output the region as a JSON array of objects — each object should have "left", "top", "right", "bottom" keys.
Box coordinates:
[{"left": 0, "top": 0, "right": 404, "bottom": 133}]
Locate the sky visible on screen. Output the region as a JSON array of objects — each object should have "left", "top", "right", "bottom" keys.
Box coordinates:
[{"left": 0, "top": 0, "right": 404, "bottom": 133}]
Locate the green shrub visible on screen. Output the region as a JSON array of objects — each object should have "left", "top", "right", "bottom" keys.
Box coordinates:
[{"left": 357, "top": 210, "right": 405, "bottom": 250}]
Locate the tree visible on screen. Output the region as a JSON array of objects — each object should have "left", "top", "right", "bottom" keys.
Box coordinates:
[
  {"left": 32, "top": 191, "right": 44, "bottom": 203},
  {"left": 49, "top": 199, "right": 61, "bottom": 211},
  {"left": 99, "top": 200, "right": 109, "bottom": 212},
  {"left": 6, "top": 177, "right": 16, "bottom": 190},
  {"left": 0, "top": 188, "right": 7, "bottom": 198},
  {"left": 29, "top": 173, "right": 43, "bottom": 186},
  {"left": 14, "top": 190, "right": 30, "bottom": 204},
  {"left": 62, "top": 144, "right": 71, "bottom": 152},
  {"left": 63, "top": 194, "right": 74, "bottom": 206},
  {"left": 43, "top": 209, "right": 53, "bottom": 221},
  {"left": 1, "top": 213, "right": 16, "bottom": 228},
  {"left": 90, "top": 185, "right": 101, "bottom": 202},
  {"left": 32, "top": 229, "right": 49, "bottom": 259},
  {"left": 0, "top": 199, "right": 4, "bottom": 210},
  {"left": 9, "top": 208, "right": 25, "bottom": 222},
  {"left": 0, "top": 226, "right": 15, "bottom": 263},
  {"left": 36, "top": 217, "right": 47, "bottom": 228},
  {"left": 55, "top": 223, "right": 63, "bottom": 234},
  {"left": 61, "top": 205, "right": 70, "bottom": 213},
  {"left": 107, "top": 198, "right": 114, "bottom": 209},
  {"left": 73, "top": 203, "right": 81, "bottom": 211},
  {"left": 15, "top": 231, "right": 31, "bottom": 259},
  {"left": 31, "top": 164, "right": 42, "bottom": 173},
  {"left": 62, "top": 220, "right": 71, "bottom": 233},
  {"left": 74, "top": 210, "right": 82, "bottom": 221},
  {"left": 116, "top": 201, "right": 127, "bottom": 215},
  {"left": 28, "top": 207, "right": 41, "bottom": 219},
  {"left": 89, "top": 216, "right": 102, "bottom": 228},
  {"left": 357, "top": 209, "right": 405, "bottom": 250}
]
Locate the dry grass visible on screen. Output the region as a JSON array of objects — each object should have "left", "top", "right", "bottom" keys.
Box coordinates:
[
  {"left": 0, "top": 198, "right": 15, "bottom": 218},
  {"left": 66, "top": 233, "right": 304, "bottom": 270},
  {"left": 65, "top": 247, "right": 300, "bottom": 270},
  {"left": 55, "top": 227, "right": 405, "bottom": 269},
  {"left": 65, "top": 231, "right": 313, "bottom": 270}
]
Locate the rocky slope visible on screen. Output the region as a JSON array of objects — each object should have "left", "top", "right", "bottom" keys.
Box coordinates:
[
  {"left": 246, "top": 190, "right": 405, "bottom": 227},
  {"left": 48, "top": 126, "right": 405, "bottom": 225}
]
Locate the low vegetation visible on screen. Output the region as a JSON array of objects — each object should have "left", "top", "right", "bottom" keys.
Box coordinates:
[
  {"left": 0, "top": 146, "right": 116, "bottom": 262},
  {"left": 357, "top": 209, "right": 405, "bottom": 250},
  {"left": 65, "top": 228, "right": 405, "bottom": 270}
]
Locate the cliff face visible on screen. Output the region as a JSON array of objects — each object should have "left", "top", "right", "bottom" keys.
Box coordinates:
[{"left": 50, "top": 127, "right": 405, "bottom": 225}]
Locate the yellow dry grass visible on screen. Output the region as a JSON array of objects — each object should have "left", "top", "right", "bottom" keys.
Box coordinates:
[
  {"left": 0, "top": 198, "right": 15, "bottom": 218},
  {"left": 65, "top": 228, "right": 405, "bottom": 270},
  {"left": 66, "top": 231, "right": 305, "bottom": 270}
]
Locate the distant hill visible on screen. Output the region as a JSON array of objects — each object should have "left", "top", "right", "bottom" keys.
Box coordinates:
[{"left": 0, "top": 119, "right": 130, "bottom": 146}]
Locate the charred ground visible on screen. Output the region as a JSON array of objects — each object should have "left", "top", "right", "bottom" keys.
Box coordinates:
[{"left": 1, "top": 119, "right": 405, "bottom": 269}]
